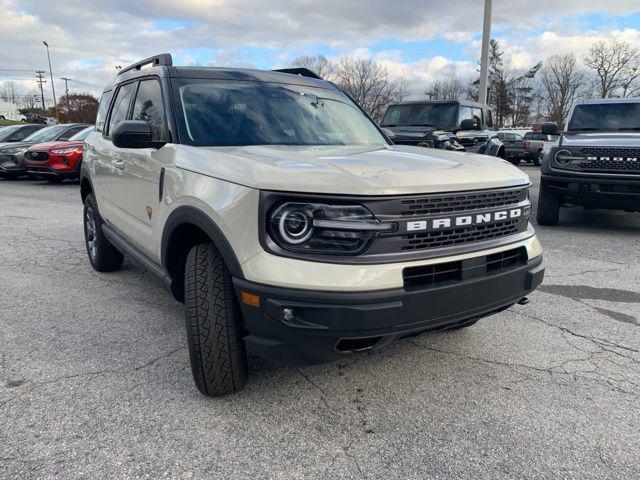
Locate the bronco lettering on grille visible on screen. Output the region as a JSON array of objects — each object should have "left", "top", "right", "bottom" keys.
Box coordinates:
[{"left": 405, "top": 208, "right": 523, "bottom": 232}]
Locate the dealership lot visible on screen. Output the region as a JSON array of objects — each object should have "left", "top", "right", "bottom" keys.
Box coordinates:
[{"left": 1, "top": 167, "right": 639, "bottom": 479}]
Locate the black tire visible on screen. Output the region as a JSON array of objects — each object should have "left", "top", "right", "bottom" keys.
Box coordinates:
[
  {"left": 536, "top": 185, "right": 560, "bottom": 226},
  {"left": 83, "top": 193, "right": 124, "bottom": 272},
  {"left": 533, "top": 150, "right": 543, "bottom": 166},
  {"left": 184, "top": 243, "right": 248, "bottom": 396}
]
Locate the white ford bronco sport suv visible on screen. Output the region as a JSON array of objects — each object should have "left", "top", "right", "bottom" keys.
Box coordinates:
[{"left": 81, "top": 54, "right": 545, "bottom": 396}]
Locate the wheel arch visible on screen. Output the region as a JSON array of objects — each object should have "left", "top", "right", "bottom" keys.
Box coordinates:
[
  {"left": 79, "top": 168, "right": 93, "bottom": 203},
  {"left": 161, "top": 206, "right": 244, "bottom": 302}
]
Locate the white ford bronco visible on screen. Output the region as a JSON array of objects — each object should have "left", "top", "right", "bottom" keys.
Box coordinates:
[{"left": 81, "top": 54, "right": 545, "bottom": 396}]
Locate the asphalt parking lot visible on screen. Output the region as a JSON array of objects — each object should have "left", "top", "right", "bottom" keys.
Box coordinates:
[{"left": 1, "top": 167, "right": 639, "bottom": 479}]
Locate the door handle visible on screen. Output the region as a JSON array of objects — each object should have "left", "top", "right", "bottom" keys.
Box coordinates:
[{"left": 112, "top": 159, "right": 125, "bottom": 170}]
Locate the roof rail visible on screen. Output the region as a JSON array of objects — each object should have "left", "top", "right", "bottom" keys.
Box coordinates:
[
  {"left": 273, "top": 68, "right": 322, "bottom": 80},
  {"left": 117, "top": 53, "right": 173, "bottom": 76}
]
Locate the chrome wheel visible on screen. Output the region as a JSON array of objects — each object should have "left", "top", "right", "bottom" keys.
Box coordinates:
[{"left": 85, "top": 205, "right": 98, "bottom": 261}]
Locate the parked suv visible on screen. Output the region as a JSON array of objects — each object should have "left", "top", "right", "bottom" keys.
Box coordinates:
[
  {"left": 25, "top": 125, "right": 93, "bottom": 182},
  {"left": 81, "top": 54, "right": 544, "bottom": 396},
  {"left": 380, "top": 100, "right": 505, "bottom": 158},
  {"left": 537, "top": 98, "right": 640, "bottom": 225}
]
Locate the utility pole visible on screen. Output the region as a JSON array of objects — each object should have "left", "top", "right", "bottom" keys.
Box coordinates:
[
  {"left": 61, "top": 77, "right": 72, "bottom": 113},
  {"left": 35, "top": 70, "right": 47, "bottom": 110},
  {"left": 43, "top": 41, "right": 59, "bottom": 122},
  {"left": 478, "top": 0, "right": 492, "bottom": 105}
]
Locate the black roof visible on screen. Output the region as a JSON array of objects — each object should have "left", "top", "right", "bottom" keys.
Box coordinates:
[{"left": 104, "top": 53, "right": 331, "bottom": 91}]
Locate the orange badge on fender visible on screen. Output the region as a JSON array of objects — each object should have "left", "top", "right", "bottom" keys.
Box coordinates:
[{"left": 146, "top": 206, "right": 153, "bottom": 220}]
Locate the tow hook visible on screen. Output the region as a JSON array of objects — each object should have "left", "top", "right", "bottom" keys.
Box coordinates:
[{"left": 517, "top": 297, "right": 530, "bottom": 305}]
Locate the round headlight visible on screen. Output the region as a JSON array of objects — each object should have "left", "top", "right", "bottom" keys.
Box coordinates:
[
  {"left": 554, "top": 149, "right": 573, "bottom": 166},
  {"left": 279, "top": 210, "right": 312, "bottom": 244}
]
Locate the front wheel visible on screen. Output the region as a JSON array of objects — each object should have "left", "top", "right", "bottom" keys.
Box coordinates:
[
  {"left": 184, "top": 243, "right": 248, "bottom": 397},
  {"left": 536, "top": 185, "right": 560, "bottom": 226},
  {"left": 83, "top": 194, "right": 124, "bottom": 271}
]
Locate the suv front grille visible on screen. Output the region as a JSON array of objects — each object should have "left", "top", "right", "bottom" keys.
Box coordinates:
[
  {"left": 400, "top": 219, "right": 520, "bottom": 251},
  {"left": 362, "top": 186, "right": 531, "bottom": 257},
  {"left": 25, "top": 151, "right": 48, "bottom": 162},
  {"left": 576, "top": 147, "right": 640, "bottom": 173}
]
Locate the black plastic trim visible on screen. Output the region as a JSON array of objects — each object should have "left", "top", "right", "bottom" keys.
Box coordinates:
[{"left": 161, "top": 206, "right": 244, "bottom": 279}]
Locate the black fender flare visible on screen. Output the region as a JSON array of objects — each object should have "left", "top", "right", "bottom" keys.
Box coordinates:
[
  {"left": 161, "top": 205, "right": 244, "bottom": 279},
  {"left": 79, "top": 164, "right": 94, "bottom": 203}
]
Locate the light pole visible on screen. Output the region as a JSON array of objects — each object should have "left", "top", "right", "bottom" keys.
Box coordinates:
[
  {"left": 478, "top": 0, "right": 492, "bottom": 105},
  {"left": 42, "top": 41, "right": 59, "bottom": 122}
]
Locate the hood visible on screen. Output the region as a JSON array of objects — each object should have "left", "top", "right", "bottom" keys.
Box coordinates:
[
  {"left": 0, "top": 141, "right": 33, "bottom": 151},
  {"left": 27, "top": 140, "right": 83, "bottom": 152},
  {"left": 172, "top": 144, "right": 529, "bottom": 195},
  {"left": 561, "top": 132, "right": 640, "bottom": 148}
]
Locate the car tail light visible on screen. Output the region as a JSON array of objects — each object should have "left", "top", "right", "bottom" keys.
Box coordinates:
[{"left": 523, "top": 141, "right": 530, "bottom": 150}]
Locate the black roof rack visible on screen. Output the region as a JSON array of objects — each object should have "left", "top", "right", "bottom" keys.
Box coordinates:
[
  {"left": 117, "top": 53, "right": 173, "bottom": 76},
  {"left": 272, "top": 68, "right": 322, "bottom": 80}
]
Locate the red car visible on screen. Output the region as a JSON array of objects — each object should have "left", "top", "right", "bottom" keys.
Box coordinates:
[{"left": 25, "top": 126, "right": 93, "bottom": 182}]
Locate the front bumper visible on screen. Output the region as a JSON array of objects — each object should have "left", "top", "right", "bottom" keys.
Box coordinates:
[
  {"left": 0, "top": 155, "right": 26, "bottom": 176},
  {"left": 542, "top": 170, "right": 640, "bottom": 212},
  {"left": 26, "top": 165, "right": 78, "bottom": 179},
  {"left": 234, "top": 255, "right": 544, "bottom": 365}
]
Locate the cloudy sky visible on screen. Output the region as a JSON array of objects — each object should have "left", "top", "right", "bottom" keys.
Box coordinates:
[{"left": 1, "top": 0, "right": 639, "bottom": 103}]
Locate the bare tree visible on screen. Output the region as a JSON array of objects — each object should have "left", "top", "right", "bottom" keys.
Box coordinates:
[
  {"left": 540, "top": 53, "right": 586, "bottom": 126},
  {"left": 332, "top": 57, "right": 408, "bottom": 122},
  {"left": 584, "top": 39, "right": 640, "bottom": 98},
  {"left": 424, "top": 76, "right": 466, "bottom": 100},
  {"left": 0, "top": 81, "right": 20, "bottom": 104},
  {"left": 291, "top": 54, "right": 335, "bottom": 80}
]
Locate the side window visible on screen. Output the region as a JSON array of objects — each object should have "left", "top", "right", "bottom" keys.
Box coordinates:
[
  {"left": 10, "top": 129, "right": 31, "bottom": 141},
  {"left": 485, "top": 109, "right": 494, "bottom": 128},
  {"left": 132, "top": 79, "right": 167, "bottom": 141},
  {"left": 107, "top": 83, "right": 136, "bottom": 136},
  {"left": 472, "top": 108, "right": 483, "bottom": 127},
  {"left": 59, "top": 125, "right": 86, "bottom": 141},
  {"left": 458, "top": 106, "right": 474, "bottom": 124},
  {"left": 96, "top": 90, "right": 113, "bottom": 132}
]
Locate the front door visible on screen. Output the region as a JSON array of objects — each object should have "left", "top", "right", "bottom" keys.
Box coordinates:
[{"left": 108, "top": 78, "right": 169, "bottom": 260}]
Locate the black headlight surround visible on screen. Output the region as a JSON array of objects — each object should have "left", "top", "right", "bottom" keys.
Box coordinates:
[
  {"left": 260, "top": 191, "right": 397, "bottom": 258},
  {"left": 550, "top": 146, "right": 587, "bottom": 170}
]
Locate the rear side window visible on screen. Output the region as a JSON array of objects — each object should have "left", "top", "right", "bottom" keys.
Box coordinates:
[
  {"left": 107, "top": 83, "right": 136, "bottom": 136},
  {"left": 96, "top": 91, "right": 113, "bottom": 132},
  {"left": 132, "top": 79, "right": 167, "bottom": 141}
]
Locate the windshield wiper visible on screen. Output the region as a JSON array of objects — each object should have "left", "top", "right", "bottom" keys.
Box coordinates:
[
  {"left": 567, "top": 128, "right": 600, "bottom": 132},
  {"left": 615, "top": 127, "right": 640, "bottom": 131}
]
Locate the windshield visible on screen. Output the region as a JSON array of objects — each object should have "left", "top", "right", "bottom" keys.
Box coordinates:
[
  {"left": 568, "top": 102, "right": 640, "bottom": 132},
  {"left": 69, "top": 126, "right": 93, "bottom": 141},
  {"left": 0, "top": 125, "right": 21, "bottom": 142},
  {"left": 174, "top": 79, "right": 386, "bottom": 147},
  {"left": 380, "top": 103, "right": 458, "bottom": 128},
  {"left": 23, "top": 124, "right": 69, "bottom": 143}
]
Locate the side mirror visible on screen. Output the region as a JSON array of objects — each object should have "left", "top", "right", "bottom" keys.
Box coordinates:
[
  {"left": 382, "top": 128, "right": 396, "bottom": 141},
  {"left": 460, "top": 118, "right": 478, "bottom": 130},
  {"left": 112, "top": 120, "right": 163, "bottom": 149},
  {"left": 541, "top": 122, "right": 559, "bottom": 135}
]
